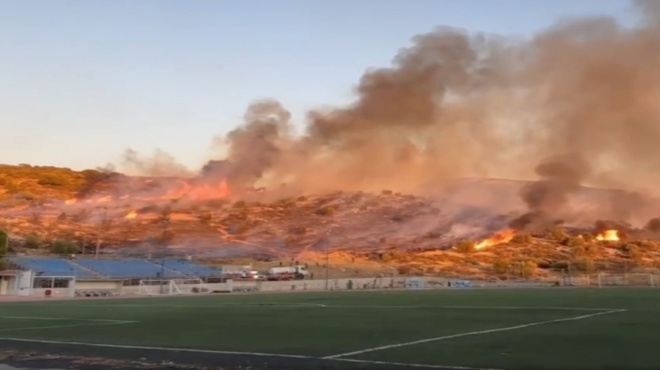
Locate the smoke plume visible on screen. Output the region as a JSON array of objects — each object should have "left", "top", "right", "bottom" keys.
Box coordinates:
[
  {"left": 107, "top": 1, "right": 660, "bottom": 224},
  {"left": 201, "top": 1, "right": 660, "bottom": 199},
  {"left": 121, "top": 149, "right": 191, "bottom": 177},
  {"left": 208, "top": 100, "right": 292, "bottom": 188}
]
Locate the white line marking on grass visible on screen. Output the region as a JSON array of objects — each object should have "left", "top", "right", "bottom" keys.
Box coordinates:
[
  {"left": 20, "top": 303, "right": 617, "bottom": 311},
  {"left": 324, "top": 309, "right": 628, "bottom": 359},
  {"left": 311, "top": 305, "right": 617, "bottom": 311},
  {"left": 334, "top": 358, "right": 505, "bottom": 370},
  {"left": 0, "top": 337, "right": 502, "bottom": 370},
  {"left": 0, "top": 337, "right": 313, "bottom": 359},
  {"left": 0, "top": 316, "right": 134, "bottom": 323},
  {"left": 0, "top": 321, "right": 137, "bottom": 333}
]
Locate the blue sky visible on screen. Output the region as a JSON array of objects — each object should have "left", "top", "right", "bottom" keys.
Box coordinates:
[{"left": 1, "top": 0, "right": 636, "bottom": 171}]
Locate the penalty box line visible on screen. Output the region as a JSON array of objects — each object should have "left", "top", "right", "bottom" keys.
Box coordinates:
[
  {"left": 0, "top": 315, "right": 138, "bottom": 333},
  {"left": 324, "top": 308, "right": 628, "bottom": 359}
]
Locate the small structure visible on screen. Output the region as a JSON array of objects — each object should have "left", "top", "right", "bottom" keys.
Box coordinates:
[{"left": 0, "top": 270, "right": 33, "bottom": 296}]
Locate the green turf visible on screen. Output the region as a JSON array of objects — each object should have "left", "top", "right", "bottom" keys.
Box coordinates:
[{"left": 0, "top": 288, "right": 659, "bottom": 369}]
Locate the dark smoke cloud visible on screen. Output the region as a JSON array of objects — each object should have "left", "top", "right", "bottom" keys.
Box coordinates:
[
  {"left": 205, "top": 100, "right": 291, "bottom": 188},
  {"left": 510, "top": 153, "right": 589, "bottom": 229}
]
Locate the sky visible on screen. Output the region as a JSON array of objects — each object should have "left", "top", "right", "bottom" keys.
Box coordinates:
[{"left": 0, "top": 0, "right": 637, "bottom": 171}]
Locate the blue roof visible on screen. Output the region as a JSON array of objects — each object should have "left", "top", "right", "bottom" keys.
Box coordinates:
[{"left": 8, "top": 257, "right": 219, "bottom": 280}]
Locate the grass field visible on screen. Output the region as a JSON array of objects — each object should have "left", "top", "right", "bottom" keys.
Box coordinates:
[{"left": 0, "top": 288, "right": 658, "bottom": 370}]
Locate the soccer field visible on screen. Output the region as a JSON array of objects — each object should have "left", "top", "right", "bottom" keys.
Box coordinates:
[{"left": 0, "top": 288, "right": 658, "bottom": 370}]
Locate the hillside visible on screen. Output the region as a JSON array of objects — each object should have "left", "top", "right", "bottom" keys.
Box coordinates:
[{"left": 1, "top": 164, "right": 660, "bottom": 279}]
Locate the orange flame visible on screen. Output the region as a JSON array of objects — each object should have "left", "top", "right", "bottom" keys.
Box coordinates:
[
  {"left": 64, "top": 199, "right": 78, "bottom": 205},
  {"left": 596, "top": 229, "right": 619, "bottom": 241},
  {"left": 124, "top": 211, "right": 138, "bottom": 219},
  {"left": 474, "top": 229, "right": 516, "bottom": 250}
]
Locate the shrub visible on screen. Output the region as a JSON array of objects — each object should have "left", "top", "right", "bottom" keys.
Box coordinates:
[
  {"left": 493, "top": 258, "right": 510, "bottom": 275},
  {"left": 315, "top": 206, "right": 335, "bottom": 216},
  {"left": 381, "top": 189, "right": 393, "bottom": 195},
  {"left": 511, "top": 233, "right": 531, "bottom": 244},
  {"left": 550, "top": 229, "right": 569, "bottom": 243},
  {"left": 454, "top": 240, "right": 475, "bottom": 254},
  {"left": 564, "top": 236, "right": 585, "bottom": 247},
  {"left": 37, "top": 175, "right": 68, "bottom": 187},
  {"left": 233, "top": 200, "right": 246, "bottom": 208}
]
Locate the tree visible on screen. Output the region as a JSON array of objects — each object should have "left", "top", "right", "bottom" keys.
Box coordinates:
[
  {"left": 51, "top": 240, "right": 79, "bottom": 255},
  {"left": 0, "top": 230, "right": 7, "bottom": 256},
  {"left": 573, "top": 258, "right": 595, "bottom": 273},
  {"left": 493, "top": 258, "right": 510, "bottom": 275},
  {"left": 24, "top": 235, "right": 41, "bottom": 249},
  {"left": 521, "top": 260, "right": 537, "bottom": 278}
]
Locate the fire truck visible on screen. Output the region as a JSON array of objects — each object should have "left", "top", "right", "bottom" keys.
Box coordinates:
[{"left": 266, "top": 265, "right": 309, "bottom": 281}]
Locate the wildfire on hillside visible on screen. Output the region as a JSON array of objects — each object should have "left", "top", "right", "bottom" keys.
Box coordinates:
[
  {"left": 63, "top": 179, "right": 231, "bottom": 206},
  {"left": 596, "top": 229, "right": 620, "bottom": 242},
  {"left": 124, "top": 211, "right": 138, "bottom": 219},
  {"left": 474, "top": 229, "right": 516, "bottom": 250}
]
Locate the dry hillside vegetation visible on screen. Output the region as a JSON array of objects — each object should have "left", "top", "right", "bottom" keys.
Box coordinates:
[{"left": 1, "top": 164, "right": 660, "bottom": 279}]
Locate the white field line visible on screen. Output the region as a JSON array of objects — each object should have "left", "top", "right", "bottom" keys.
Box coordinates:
[
  {"left": 334, "top": 358, "right": 506, "bottom": 370},
  {"left": 6, "top": 303, "right": 620, "bottom": 311},
  {"left": 0, "top": 337, "right": 503, "bottom": 370},
  {"left": 0, "top": 316, "right": 138, "bottom": 333},
  {"left": 0, "top": 315, "right": 133, "bottom": 323},
  {"left": 324, "top": 308, "right": 627, "bottom": 359}
]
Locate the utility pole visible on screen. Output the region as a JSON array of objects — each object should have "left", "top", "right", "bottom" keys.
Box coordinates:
[
  {"left": 160, "top": 218, "right": 169, "bottom": 279},
  {"left": 1, "top": 220, "right": 9, "bottom": 257},
  {"left": 324, "top": 226, "right": 335, "bottom": 291},
  {"left": 159, "top": 218, "right": 170, "bottom": 294},
  {"left": 95, "top": 207, "right": 107, "bottom": 259}
]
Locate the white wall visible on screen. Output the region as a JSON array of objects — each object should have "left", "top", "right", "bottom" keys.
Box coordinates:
[
  {"left": 31, "top": 287, "right": 73, "bottom": 298},
  {"left": 75, "top": 280, "right": 122, "bottom": 291}
]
